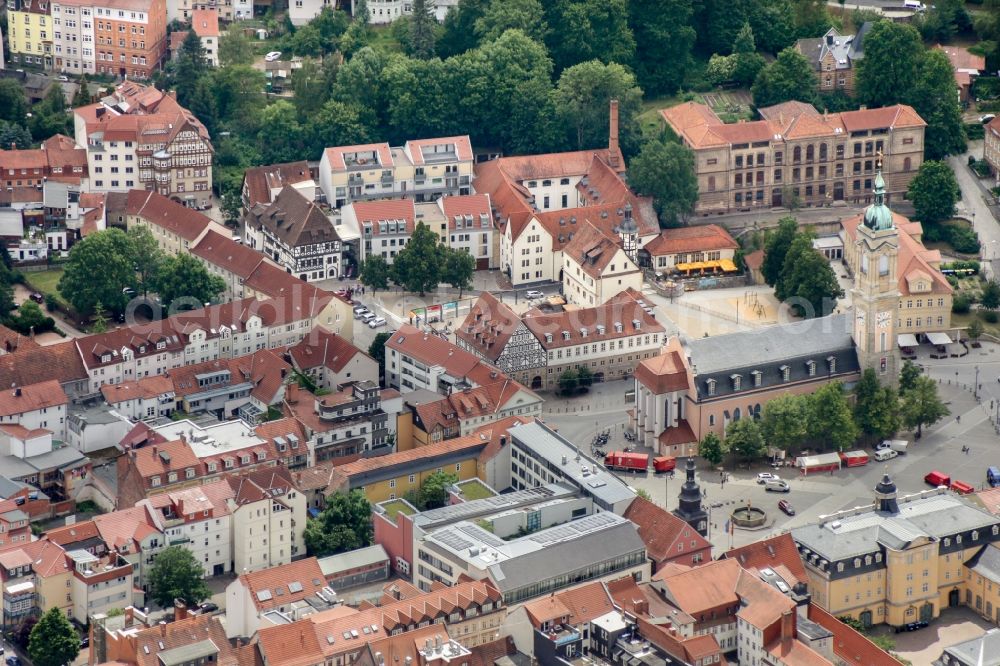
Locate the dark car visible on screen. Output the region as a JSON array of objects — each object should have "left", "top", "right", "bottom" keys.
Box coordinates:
[
  {"left": 895, "top": 621, "right": 929, "bottom": 633},
  {"left": 778, "top": 500, "right": 795, "bottom": 516},
  {"left": 7, "top": 655, "right": 22, "bottom": 666},
  {"left": 199, "top": 602, "right": 219, "bottom": 614},
  {"left": 80, "top": 635, "right": 90, "bottom": 648},
  {"left": 29, "top": 292, "right": 44, "bottom": 304}
]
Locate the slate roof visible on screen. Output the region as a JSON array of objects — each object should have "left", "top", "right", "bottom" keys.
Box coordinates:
[
  {"left": 965, "top": 544, "right": 1000, "bottom": 583},
  {"left": 940, "top": 628, "right": 1000, "bottom": 666},
  {"left": 246, "top": 186, "right": 339, "bottom": 249},
  {"left": 242, "top": 161, "right": 313, "bottom": 209},
  {"left": 686, "top": 314, "right": 859, "bottom": 400}
]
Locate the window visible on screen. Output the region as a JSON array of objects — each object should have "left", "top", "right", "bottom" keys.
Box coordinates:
[{"left": 780, "top": 365, "right": 790, "bottom": 382}]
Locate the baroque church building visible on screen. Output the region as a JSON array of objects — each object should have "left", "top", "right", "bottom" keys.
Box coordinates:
[{"left": 634, "top": 172, "right": 906, "bottom": 457}]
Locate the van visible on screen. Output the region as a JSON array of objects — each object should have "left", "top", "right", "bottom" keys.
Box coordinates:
[
  {"left": 925, "top": 470, "right": 951, "bottom": 487},
  {"left": 989, "top": 467, "right": 1000, "bottom": 488},
  {"left": 903, "top": 0, "right": 925, "bottom": 9},
  {"left": 889, "top": 440, "right": 908, "bottom": 454},
  {"left": 765, "top": 479, "right": 790, "bottom": 493},
  {"left": 874, "top": 449, "right": 897, "bottom": 462}
]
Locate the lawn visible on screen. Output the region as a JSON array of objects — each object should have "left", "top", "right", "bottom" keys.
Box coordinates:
[
  {"left": 23, "top": 268, "right": 68, "bottom": 307},
  {"left": 367, "top": 25, "right": 404, "bottom": 53},
  {"left": 455, "top": 479, "right": 496, "bottom": 500},
  {"left": 953, "top": 311, "right": 1000, "bottom": 339},
  {"left": 380, "top": 498, "right": 415, "bottom": 520}
]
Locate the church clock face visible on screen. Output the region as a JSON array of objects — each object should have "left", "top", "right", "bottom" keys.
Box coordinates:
[{"left": 877, "top": 311, "right": 891, "bottom": 329}]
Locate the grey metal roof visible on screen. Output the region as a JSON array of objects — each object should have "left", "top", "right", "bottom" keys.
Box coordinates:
[
  {"left": 965, "top": 545, "right": 1000, "bottom": 584},
  {"left": 686, "top": 314, "right": 859, "bottom": 400},
  {"left": 24, "top": 446, "right": 88, "bottom": 471},
  {"left": 412, "top": 484, "right": 575, "bottom": 530},
  {"left": 317, "top": 544, "right": 388, "bottom": 577},
  {"left": 793, "top": 492, "right": 999, "bottom": 562},
  {"left": 0, "top": 475, "right": 30, "bottom": 498},
  {"left": 508, "top": 421, "right": 635, "bottom": 511},
  {"left": 0, "top": 456, "right": 39, "bottom": 479},
  {"left": 796, "top": 26, "right": 868, "bottom": 71},
  {"left": 158, "top": 639, "right": 219, "bottom": 666},
  {"left": 486, "top": 521, "right": 645, "bottom": 593},
  {"left": 940, "top": 628, "right": 1000, "bottom": 666}
]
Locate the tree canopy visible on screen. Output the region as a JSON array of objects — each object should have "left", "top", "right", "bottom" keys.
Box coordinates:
[
  {"left": 901, "top": 375, "right": 949, "bottom": 437},
  {"left": 776, "top": 232, "right": 843, "bottom": 318},
  {"left": 28, "top": 608, "right": 80, "bottom": 666},
  {"left": 907, "top": 161, "right": 960, "bottom": 226},
  {"left": 627, "top": 139, "right": 698, "bottom": 226},
  {"left": 304, "top": 490, "right": 373, "bottom": 556},
  {"left": 854, "top": 369, "right": 901, "bottom": 444},
  {"left": 154, "top": 252, "right": 227, "bottom": 312},
  {"left": 58, "top": 228, "right": 138, "bottom": 316},
  {"left": 760, "top": 394, "right": 809, "bottom": 451},
  {"left": 147, "top": 546, "right": 211, "bottom": 608},
  {"left": 762, "top": 217, "right": 799, "bottom": 287},
  {"left": 390, "top": 222, "right": 444, "bottom": 295},
  {"left": 699, "top": 432, "right": 726, "bottom": 465},
  {"left": 855, "top": 21, "right": 924, "bottom": 108},
  {"left": 807, "top": 382, "right": 859, "bottom": 450},
  {"left": 726, "top": 418, "right": 766, "bottom": 462},
  {"left": 751, "top": 47, "right": 817, "bottom": 108}
]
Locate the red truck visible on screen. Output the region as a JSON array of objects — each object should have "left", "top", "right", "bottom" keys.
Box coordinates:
[
  {"left": 604, "top": 451, "right": 650, "bottom": 472},
  {"left": 653, "top": 456, "right": 677, "bottom": 473}
]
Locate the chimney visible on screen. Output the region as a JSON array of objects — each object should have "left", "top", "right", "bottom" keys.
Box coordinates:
[
  {"left": 287, "top": 383, "right": 299, "bottom": 404},
  {"left": 780, "top": 610, "right": 795, "bottom": 640},
  {"left": 608, "top": 99, "right": 620, "bottom": 168},
  {"left": 158, "top": 621, "right": 167, "bottom": 637},
  {"left": 125, "top": 606, "right": 134, "bottom": 626},
  {"left": 173, "top": 598, "right": 188, "bottom": 622}
]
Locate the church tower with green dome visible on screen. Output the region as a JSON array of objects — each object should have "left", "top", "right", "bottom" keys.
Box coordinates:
[{"left": 851, "top": 163, "right": 900, "bottom": 388}]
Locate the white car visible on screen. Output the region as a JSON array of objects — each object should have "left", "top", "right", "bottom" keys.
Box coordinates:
[
  {"left": 981, "top": 114, "right": 996, "bottom": 124},
  {"left": 354, "top": 308, "right": 370, "bottom": 320},
  {"left": 360, "top": 311, "right": 378, "bottom": 323},
  {"left": 264, "top": 51, "right": 282, "bottom": 62},
  {"left": 368, "top": 317, "right": 387, "bottom": 328},
  {"left": 756, "top": 472, "right": 780, "bottom": 484},
  {"left": 525, "top": 290, "right": 545, "bottom": 300}
]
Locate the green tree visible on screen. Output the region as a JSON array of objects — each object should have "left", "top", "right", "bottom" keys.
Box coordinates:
[
  {"left": 974, "top": 0, "right": 1000, "bottom": 71},
  {"left": 558, "top": 368, "right": 579, "bottom": 395},
  {"left": 778, "top": 234, "right": 843, "bottom": 317},
  {"left": 304, "top": 490, "right": 373, "bottom": 556},
  {"left": 627, "top": 139, "right": 697, "bottom": 226},
  {"left": 760, "top": 394, "right": 808, "bottom": 451},
  {"left": 408, "top": 0, "right": 437, "bottom": 59},
  {"left": 313, "top": 6, "right": 351, "bottom": 52},
  {"left": 732, "top": 22, "right": 766, "bottom": 86},
  {"left": 418, "top": 470, "right": 459, "bottom": 510},
  {"left": 553, "top": 60, "right": 642, "bottom": 155},
  {"left": 0, "top": 121, "right": 33, "bottom": 150},
  {"left": 438, "top": 0, "right": 488, "bottom": 56},
  {"left": 58, "top": 228, "right": 136, "bottom": 315},
  {"left": 899, "top": 360, "right": 921, "bottom": 395},
  {"left": 907, "top": 161, "right": 960, "bottom": 226},
  {"left": 6, "top": 300, "right": 54, "bottom": 335},
  {"left": 751, "top": 47, "right": 817, "bottom": 108},
  {"left": 968, "top": 318, "right": 985, "bottom": 343},
  {"left": 174, "top": 29, "right": 209, "bottom": 106},
  {"left": 699, "top": 431, "right": 726, "bottom": 465},
  {"left": 854, "top": 369, "right": 901, "bottom": 444},
  {"left": 792, "top": 0, "right": 831, "bottom": 39},
  {"left": 808, "top": 382, "right": 859, "bottom": 450},
  {"left": 696, "top": 0, "right": 749, "bottom": 54},
  {"left": 91, "top": 302, "right": 109, "bottom": 333},
  {"left": 391, "top": 222, "right": 443, "bottom": 295},
  {"left": 0, "top": 79, "right": 29, "bottom": 126},
  {"left": 747, "top": 0, "right": 796, "bottom": 54},
  {"left": 544, "top": 0, "right": 635, "bottom": 74},
  {"left": 855, "top": 21, "right": 924, "bottom": 109},
  {"left": 576, "top": 364, "right": 594, "bottom": 389},
  {"left": 219, "top": 24, "right": 255, "bottom": 66},
  {"left": 368, "top": 331, "right": 392, "bottom": 380},
  {"left": 441, "top": 248, "right": 475, "bottom": 298},
  {"left": 30, "top": 86, "right": 72, "bottom": 140},
  {"left": 127, "top": 225, "right": 163, "bottom": 297},
  {"left": 354, "top": 0, "right": 370, "bottom": 25},
  {"left": 27, "top": 608, "right": 79, "bottom": 666},
  {"left": 912, "top": 49, "right": 967, "bottom": 160},
  {"left": 360, "top": 256, "right": 391, "bottom": 294},
  {"left": 0, "top": 282, "right": 15, "bottom": 321},
  {"left": 147, "top": 546, "right": 211, "bottom": 608},
  {"left": 210, "top": 65, "right": 267, "bottom": 130},
  {"left": 291, "top": 23, "right": 324, "bottom": 57},
  {"left": 726, "top": 418, "right": 766, "bottom": 463},
  {"left": 305, "top": 100, "right": 372, "bottom": 160},
  {"left": 762, "top": 217, "right": 798, "bottom": 286},
  {"left": 154, "top": 252, "right": 226, "bottom": 311},
  {"left": 901, "top": 375, "right": 950, "bottom": 437},
  {"left": 474, "top": 0, "right": 547, "bottom": 43},
  {"left": 629, "top": 0, "right": 695, "bottom": 95},
  {"left": 256, "top": 100, "right": 305, "bottom": 165},
  {"left": 982, "top": 281, "right": 1000, "bottom": 310},
  {"left": 187, "top": 77, "right": 219, "bottom": 136}
]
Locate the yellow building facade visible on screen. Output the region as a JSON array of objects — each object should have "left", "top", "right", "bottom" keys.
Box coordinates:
[
  {"left": 793, "top": 476, "right": 1000, "bottom": 629},
  {"left": 355, "top": 455, "right": 481, "bottom": 504},
  {"left": 7, "top": 0, "right": 52, "bottom": 69}
]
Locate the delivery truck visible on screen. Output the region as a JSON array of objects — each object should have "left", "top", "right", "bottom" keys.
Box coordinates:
[{"left": 604, "top": 451, "right": 650, "bottom": 472}]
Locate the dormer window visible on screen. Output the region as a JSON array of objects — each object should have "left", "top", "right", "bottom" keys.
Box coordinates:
[
  {"left": 827, "top": 356, "right": 836, "bottom": 373},
  {"left": 706, "top": 379, "right": 716, "bottom": 397},
  {"left": 751, "top": 370, "right": 762, "bottom": 387},
  {"left": 854, "top": 558, "right": 861, "bottom": 568},
  {"left": 614, "top": 322, "right": 622, "bottom": 333},
  {"left": 780, "top": 365, "right": 790, "bottom": 382},
  {"left": 150, "top": 475, "right": 161, "bottom": 487},
  {"left": 806, "top": 360, "right": 816, "bottom": 377},
  {"left": 562, "top": 331, "right": 570, "bottom": 340},
  {"left": 101, "top": 354, "right": 111, "bottom": 363},
  {"left": 632, "top": 319, "right": 641, "bottom": 330},
  {"left": 185, "top": 468, "right": 195, "bottom": 479},
  {"left": 545, "top": 333, "right": 552, "bottom": 343},
  {"left": 580, "top": 328, "right": 588, "bottom": 338},
  {"left": 596, "top": 325, "right": 605, "bottom": 335},
  {"left": 156, "top": 341, "right": 165, "bottom": 350},
  {"left": 731, "top": 374, "right": 741, "bottom": 390}
]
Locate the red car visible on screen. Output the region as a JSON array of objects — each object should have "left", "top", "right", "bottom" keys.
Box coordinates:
[{"left": 778, "top": 500, "right": 795, "bottom": 516}]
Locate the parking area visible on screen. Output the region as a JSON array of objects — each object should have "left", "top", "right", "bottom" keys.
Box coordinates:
[{"left": 868, "top": 606, "right": 995, "bottom": 664}]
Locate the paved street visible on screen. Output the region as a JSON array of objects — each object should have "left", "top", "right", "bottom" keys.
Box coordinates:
[{"left": 950, "top": 141, "right": 1000, "bottom": 278}]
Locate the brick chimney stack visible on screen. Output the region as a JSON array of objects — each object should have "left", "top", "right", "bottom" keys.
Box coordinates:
[
  {"left": 608, "top": 99, "right": 621, "bottom": 169},
  {"left": 780, "top": 610, "right": 796, "bottom": 640}
]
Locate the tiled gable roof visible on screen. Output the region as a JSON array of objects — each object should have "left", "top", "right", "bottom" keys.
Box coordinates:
[
  {"left": 101, "top": 374, "right": 175, "bottom": 404},
  {"left": 287, "top": 326, "right": 369, "bottom": 373},
  {"left": 0, "top": 380, "right": 68, "bottom": 417},
  {"left": 633, "top": 345, "right": 690, "bottom": 396},
  {"left": 239, "top": 557, "right": 327, "bottom": 610},
  {"left": 130, "top": 614, "right": 250, "bottom": 666},
  {"left": 126, "top": 190, "right": 214, "bottom": 242},
  {"left": 247, "top": 186, "right": 339, "bottom": 249},
  {"left": 130, "top": 439, "right": 202, "bottom": 479},
  {"left": 722, "top": 533, "right": 808, "bottom": 587},
  {"left": 0, "top": 340, "right": 87, "bottom": 389},
  {"left": 623, "top": 496, "right": 710, "bottom": 563},
  {"left": 455, "top": 293, "right": 521, "bottom": 363},
  {"left": 191, "top": 229, "right": 265, "bottom": 278},
  {"left": 643, "top": 224, "right": 738, "bottom": 256},
  {"left": 242, "top": 161, "right": 312, "bottom": 209},
  {"left": 522, "top": 289, "right": 663, "bottom": 350},
  {"left": 562, "top": 220, "right": 631, "bottom": 279}
]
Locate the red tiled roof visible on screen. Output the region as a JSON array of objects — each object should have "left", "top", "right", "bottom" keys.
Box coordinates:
[
  {"left": 807, "top": 604, "right": 904, "bottom": 665},
  {"left": 439, "top": 193, "right": 491, "bottom": 230},
  {"left": 191, "top": 229, "right": 264, "bottom": 278},
  {"left": 935, "top": 44, "right": 985, "bottom": 72},
  {"left": 0, "top": 324, "right": 36, "bottom": 354},
  {"left": 101, "top": 374, "right": 174, "bottom": 404},
  {"left": 350, "top": 199, "right": 416, "bottom": 232},
  {"left": 130, "top": 614, "right": 252, "bottom": 666},
  {"left": 563, "top": 220, "right": 633, "bottom": 279},
  {"left": 653, "top": 558, "right": 741, "bottom": 615},
  {"left": 0, "top": 380, "right": 68, "bottom": 417},
  {"left": 522, "top": 289, "right": 663, "bottom": 350},
  {"left": 766, "top": 637, "right": 831, "bottom": 666},
  {"left": 643, "top": 225, "right": 738, "bottom": 256},
  {"left": 0, "top": 340, "right": 87, "bottom": 389},
  {"left": 287, "top": 326, "right": 369, "bottom": 373},
  {"left": 166, "top": 349, "right": 289, "bottom": 404},
  {"left": 190, "top": 9, "right": 219, "bottom": 36},
  {"left": 323, "top": 143, "right": 393, "bottom": 170},
  {"left": 623, "top": 496, "right": 711, "bottom": 564},
  {"left": 657, "top": 420, "right": 698, "bottom": 448},
  {"left": 332, "top": 434, "right": 488, "bottom": 480},
  {"left": 404, "top": 136, "right": 473, "bottom": 165},
  {"left": 242, "top": 161, "right": 312, "bottom": 209},
  {"left": 523, "top": 595, "right": 571, "bottom": 627},
  {"left": 734, "top": 568, "right": 795, "bottom": 629},
  {"left": 634, "top": 347, "right": 689, "bottom": 395},
  {"left": 126, "top": 190, "right": 213, "bottom": 242},
  {"left": 722, "top": 533, "right": 808, "bottom": 587},
  {"left": 387, "top": 324, "right": 482, "bottom": 376},
  {"left": 0, "top": 424, "right": 51, "bottom": 440},
  {"left": 130, "top": 439, "right": 202, "bottom": 479},
  {"left": 44, "top": 519, "right": 101, "bottom": 547},
  {"left": 455, "top": 293, "right": 521, "bottom": 363},
  {"left": 239, "top": 557, "right": 329, "bottom": 611}
]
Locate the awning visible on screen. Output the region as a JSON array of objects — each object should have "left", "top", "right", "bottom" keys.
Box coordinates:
[
  {"left": 897, "top": 334, "right": 919, "bottom": 348},
  {"left": 719, "top": 259, "right": 738, "bottom": 272},
  {"left": 927, "top": 331, "right": 952, "bottom": 346}
]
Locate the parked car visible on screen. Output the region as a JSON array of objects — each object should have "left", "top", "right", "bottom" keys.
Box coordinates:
[
  {"left": 80, "top": 634, "right": 90, "bottom": 648},
  {"left": 756, "top": 472, "right": 780, "bottom": 484},
  {"left": 925, "top": 470, "right": 951, "bottom": 487},
  {"left": 29, "top": 292, "right": 44, "bottom": 304},
  {"left": 525, "top": 290, "right": 545, "bottom": 300},
  {"left": 265, "top": 51, "right": 282, "bottom": 62},
  {"left": 765, "top": 479, "right": 790, "bottom": 493},
  {"left": 950, "top": 479, "right": 975, "bottom": 495},
  {"left": 368, "top": 317, "right": 387, "bottom": 329},
  {"left": 198, "top": 602, "right": 219, "bottom": 614},
  {"left": 874, "top": 441, "right": 891, "bottom": 451},
  {"left": 778, "top": 500, "right": 795, "bottom": 516},
  {"left": 981, "top": 114, "right": 996, "bottom": 124},
  {"left": 360, "top": 312, "right": 378, "bottom": 323},
  {"left": 354, "top": 308, "right": 371, "bottom": 320},
  {"left": 895, "top": 621, "right": 928, "bottom": 633},
  {"left": 6, "top": 656, "right": 21, "bottom": 666}
]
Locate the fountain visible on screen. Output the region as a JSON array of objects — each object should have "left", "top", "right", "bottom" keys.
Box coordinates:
[{"left": 730, "top": 500, "right": 767, "bottom": 528}]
